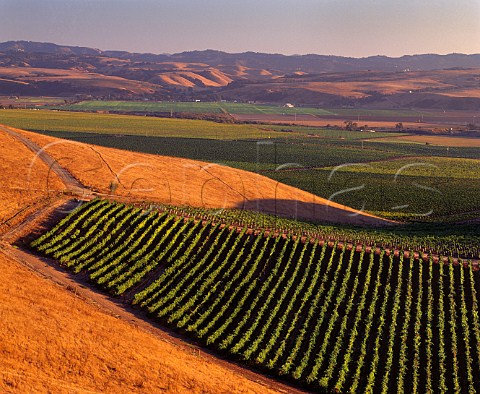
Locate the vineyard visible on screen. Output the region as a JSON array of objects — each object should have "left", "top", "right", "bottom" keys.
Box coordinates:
[{"left": 30, "top": 199, "right": 480, "bottom": 393}]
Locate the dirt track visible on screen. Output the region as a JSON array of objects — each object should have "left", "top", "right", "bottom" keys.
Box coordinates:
[
  {"left": 370, "top": 134, "right": 480, "bottom": 147},
  {"left": 0, "top": 125, "right": 90, "bottom": 196},
  {"left": 0, "top": 242, "right": 310, "bottom": 394}
]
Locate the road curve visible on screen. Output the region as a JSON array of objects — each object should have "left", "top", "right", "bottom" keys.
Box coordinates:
[{"left": 0, "top": 124, "right": 90, "bottom": 196}]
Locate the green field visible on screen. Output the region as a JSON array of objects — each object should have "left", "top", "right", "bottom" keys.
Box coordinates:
[
  {"left": 268, "top": 164, "right": 480, "bottom": 222},
  {"left": 292, "top": 157, "right": 480, "bottom": 221},
  {"left": 0, "top": 109, "right": 408, "bottom": 141},
  {"left": 30, "top": 199, "right": 480, "bottom": 393},
  {"left": 0, "top": 109, "right": 274, "bottom": 139},
  {"left": 58, "top": 100, "right": 226, "bottom": 114},
  {"left": 54, "top": 100, "right": 337, "bottom": 115},
  {"left": 0, "top": 96, "right": 66, "bottom": 105},
  {"left": 267, "top": 125, "right": 409, "bottom": 139},
  {"left": 323, "top": 157, "right": 480, "bottom": 179},
  {"left": 54, "top": 100, "right": 428, "bottom": 117},
  {"left": 218, "top": 102, "right": 336, "bottom": 116}
]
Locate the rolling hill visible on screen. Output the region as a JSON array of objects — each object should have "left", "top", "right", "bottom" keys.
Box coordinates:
[
  {"left": 2, "top": 125, "right": 392, "bottom": 227},
  {"left": 1, "top": 41, "right": 479, "bottom": 109}
]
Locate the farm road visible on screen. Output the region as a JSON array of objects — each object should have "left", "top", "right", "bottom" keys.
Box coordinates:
[
  {"left": 0, "top": 241, "right": 311, "bottom": 394},
  {"left": 0, "top": 125, "right": 91, "bottom": 196}
]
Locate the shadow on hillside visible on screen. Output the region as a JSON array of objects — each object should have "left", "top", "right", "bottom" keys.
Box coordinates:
[{"left": 235, "top": 198, "right": 393, "bottom": 227}]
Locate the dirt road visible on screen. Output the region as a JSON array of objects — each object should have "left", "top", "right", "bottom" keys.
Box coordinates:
[
  {"left": 0, "top": 242, "right": 310, "bottom": 394},
  {"left": 0, "top": 125, "right": 91, "bottom": 196}
]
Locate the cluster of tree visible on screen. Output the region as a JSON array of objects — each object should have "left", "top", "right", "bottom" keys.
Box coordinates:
[{"left": 343, "top": 121, "right": 373, "bottom": 132}]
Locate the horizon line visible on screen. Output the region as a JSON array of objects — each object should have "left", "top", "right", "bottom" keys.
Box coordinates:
[{"left": 2, "top": 40, "right": 480, "bottom": 60}]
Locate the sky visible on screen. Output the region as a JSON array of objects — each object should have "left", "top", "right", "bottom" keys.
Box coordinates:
[{"left": 1, "top": 0, "right": 480, "bottom": 57}]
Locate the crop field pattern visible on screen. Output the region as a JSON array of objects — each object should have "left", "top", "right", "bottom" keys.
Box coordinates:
[
  {"left": 55, "top": 100, "right": 425, "bottom": 117},
  {"left": 31, "top": 199, "right": 480, "bottom": 393}
]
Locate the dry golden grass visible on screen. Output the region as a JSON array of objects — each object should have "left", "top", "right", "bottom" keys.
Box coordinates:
[
  {"left": 204, "top": 69, "right": 234, "bottom": 85},
  {"left": 151, "top": 62, "right": 234, "bottom": 87},
  {"left": 167, "top": 72, "right": 226, "bottom": 87},
  {"left": 159, "top": 62, "right": 210, "bottom": 70},
  {"left": 158, "top": 74, "right": 196, "bottom": 87},
  {"left": 0, "top": 251, "right": 280, "bottom": 394},
  {"left": 0, "top": 67, "right": 157, "bottom": 95},
  {"left": 11, "top": 127, "right": 390, "bottom": 226},
  {"left": 0, "top": 129, "right": 64, "bottom": 234},
  {"left": 0, "top": 77, "right": 29, "bottom": 85},
  {"left": 296, "top": 78, "right": 451, "bottom": 98}
]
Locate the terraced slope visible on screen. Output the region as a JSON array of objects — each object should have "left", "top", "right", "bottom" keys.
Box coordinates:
[{"left": 31, "top": 199, "right": 480, "bottom": 393}]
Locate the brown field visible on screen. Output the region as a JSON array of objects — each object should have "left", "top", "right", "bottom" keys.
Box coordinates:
[
  {"left": 0, "top": 250, "right": 281, "bottom": 394},
  {"left": 0, "top": 128, "right": 64, "bottom": 235},
  {"left": 221, "top": 68, "right": 480, "bottom": 110},
  {"left": 8, "top": 126, "right": 391, "bottom": 226},
  {"left": 232, "top": 113, "right": 453, "bottom": 130},
  {"left": 369, "top": 134, "right": 480, "bottom": 147},
  {"left": 0, "top": 96, "right": 66, "bottom": 106}
]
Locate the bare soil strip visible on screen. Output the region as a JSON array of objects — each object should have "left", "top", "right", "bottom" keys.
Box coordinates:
[
  {"left": 369, "top": 134, "right": 480, "bottom": 147},
  {"left": 0, "top": 243, "right": 310, "bottom": 394}
]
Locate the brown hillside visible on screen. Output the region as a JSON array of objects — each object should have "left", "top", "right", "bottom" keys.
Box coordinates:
[
  {"left": 1, "top": 43, "right": 480, "bottom": 107},
  {"left": 0, "top": 250, "right": 281, "bottom": 394},
  {"left": 0, "top": 66, "right": 159, "bottom": 95},
  {"left": 157, "top": 74, "right": 196, "bottom": 88},
  {"left": 6, "top": 126, "right": 391, "bottom": 226}
]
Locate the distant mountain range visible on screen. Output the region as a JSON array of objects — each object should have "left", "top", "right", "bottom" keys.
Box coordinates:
[
  {"left": 2, "top": 40, "right": 480, "bottom": 72},
  {"left": 1, "top": 40, "right": 479, "bottom": 109}
]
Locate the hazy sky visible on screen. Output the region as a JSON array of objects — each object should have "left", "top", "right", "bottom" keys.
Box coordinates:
[{"left": 2, "top": 0, "right": 480, "bottom": 57}]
